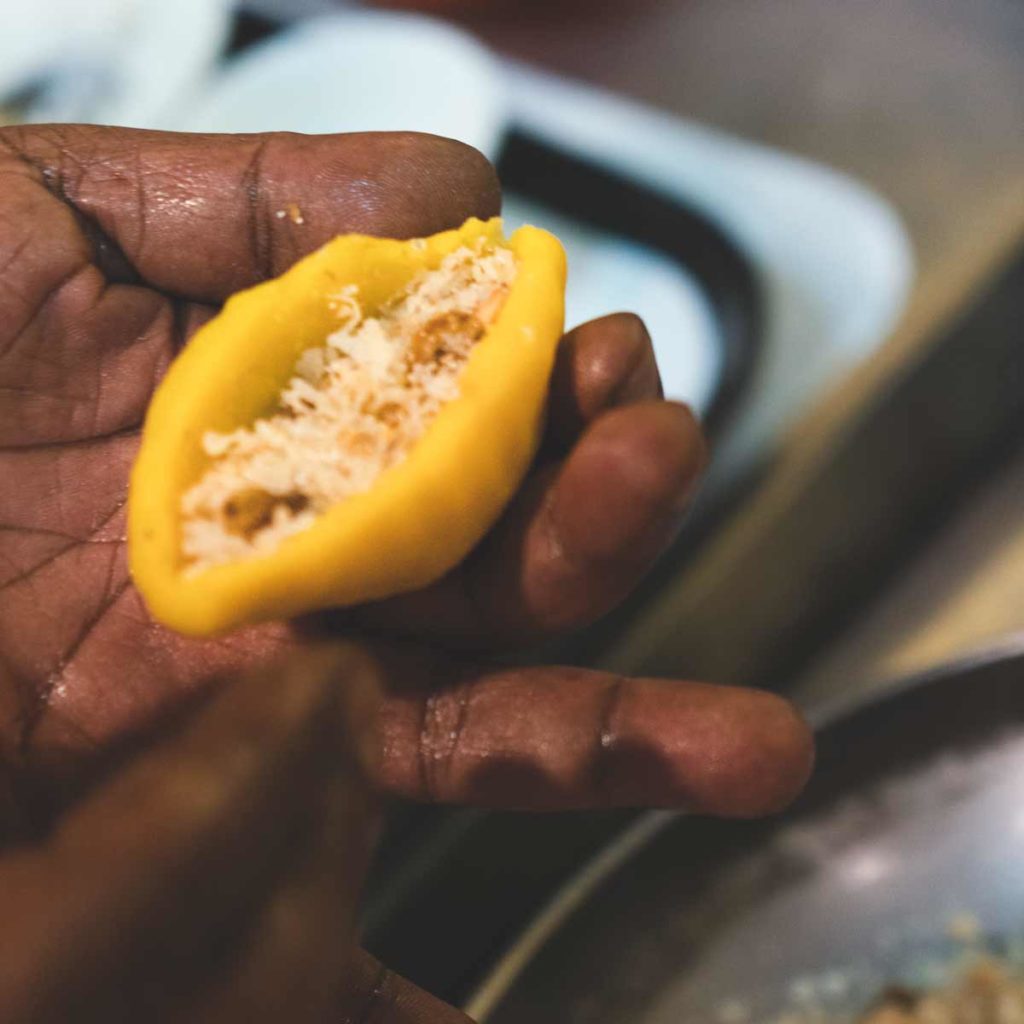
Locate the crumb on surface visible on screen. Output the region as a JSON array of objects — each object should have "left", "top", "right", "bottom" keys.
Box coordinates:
[
  {"left": 766, "top": 957, "right": 1024, "bottom": 1024},
  {"left": 947, "top": 915, "right": 983, "bottom": 945}
]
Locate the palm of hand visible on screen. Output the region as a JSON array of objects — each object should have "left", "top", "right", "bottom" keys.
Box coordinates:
[{"left": 0, "top": 131, "right": 302, "bottom": 804}]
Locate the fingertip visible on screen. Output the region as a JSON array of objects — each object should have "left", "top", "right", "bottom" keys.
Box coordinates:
[
  {"left": 372, "top": 132, "right": 502, "bottom": 237},
  {"left": 689, "top": 689, "right": 815, "bottom": 818},
  {"left": 430, "top": 135, "right": 503, "bottom": 220},
  {"left": 548, "top": 312, "right": 663, "bottom": 444},
  {"left": 607, "top": 313, "right": 664, "bottom": 406},
  {"left": 715, "top": 691, "right": 815, "bottom": 817},
  {"left": 602, "top": 680, "right": 813, "bottom": 817}
]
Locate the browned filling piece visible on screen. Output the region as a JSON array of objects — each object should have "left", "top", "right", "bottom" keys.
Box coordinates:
[{"left": 222, "top": 489, "right": 311, "bottom": 540}]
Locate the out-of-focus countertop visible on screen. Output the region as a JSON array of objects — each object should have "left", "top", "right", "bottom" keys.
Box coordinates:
[
  {"left": 460, "top": 0, "right": 1024, "bottom": 700},
  {"left": 795, "top": 447, "right": 1024, "bottom": 705}
]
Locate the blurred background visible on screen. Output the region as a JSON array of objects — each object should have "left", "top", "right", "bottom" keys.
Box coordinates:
[{"left": 5, "top": 1, "right": 1023, "bottom": 1019}]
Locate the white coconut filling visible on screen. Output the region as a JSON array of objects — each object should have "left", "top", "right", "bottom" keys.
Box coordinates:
[{"left": 180, "top": 241, "right": 516, "bottom": 572}]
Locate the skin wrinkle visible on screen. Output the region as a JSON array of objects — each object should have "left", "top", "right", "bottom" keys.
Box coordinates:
[
  {"left": 17, "top": 575, "right": 132, "bottom": 762},
  {"left": 0, "top": 424, "right": 139, "bottom": 455},
  {"left": 0, "top": 262, "right": 90, "bottom": 367},
  {"left": 448, "top": 683, "right": 473, "bottom": 797},
  {"left": 241, "top": 138, "right": 273, "bottom": 283},
  {"left": 0, "top": 272, "right": 128, "bottom": 423},
  {"left": 36, "top": 292, "right": 177, "bottom": 445},
  {"left": 3, "top": 286, "right": 169, "bottom": 448},
  {"left": 59, "top": 150, "right": 137, "bottom": 246},
  {"left": 348, "top": 959, "right": 392, "bottom": 1024},
  {"left": 0, "top": 540, "right": 121, "bottom": 597},
  {"left": 0, "top": 235, "right": 33, "bottom": 281},
  {"left": 593, "top": 674, "right": 626, "bottom": 805},
  {"left": 428, "top": 680, "right": 472, "bottom": 804},
  {"left": 80, "top": 294, "right": 162, "bottom": 442},
  {"left": 5, "top": 132, "right": 158, "bottom": 302},
  {"left": 165, "top": 298, "right": 194, "bottom": 364},
  {"left": 89, "top": 316, "right": 105, "bottom": 439},
  {"left": 0, "top": 381, "right": 89, "bottom": 398},
  {"left": 407, "top": 663, "right": 473, "bottom": 805},
  {"left": 418, "top": 685, "right": 467, "bottom": 805},
  {"left": 108, "top": 282, "right": 175, "bottom": 356},
  {"left": 53, "top": 443, "right": 68, "bottom": 531},
  {"left": 0, "top": 271, "right": 40, "bottom": 322},
  {"left": 415, "top": 690, "right": 434, "bottom": 804},
  {"left": 0, "top": 527, "right": 83, "bottom": 539},
  {"left": 77, "top": 215, "right": 141, "bottom": 286},
  {"left": 131, "top": 146, "right": 146, "bottom": 265},
  {"left": 0, "top": 448, "right": 133, "bottom": 547},
  {"left": 64, "top": 182, "right": 144, "bottom": 287},
  {"left": 0, "top": 496, "right": 127, "bottom": 593},
  {"left": 13, "top": 140, "right": 131, "bottom": 298}
]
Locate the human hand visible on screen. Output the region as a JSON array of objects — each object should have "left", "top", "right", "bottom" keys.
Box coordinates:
[
  {"left": 0, "top": 645, "right": 501, "bottom": 1023},
  {"left": 0, "top": 125, "right": 812, "bottom": 829}
]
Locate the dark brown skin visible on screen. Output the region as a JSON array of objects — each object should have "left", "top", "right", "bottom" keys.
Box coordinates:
[{"left": 0, "top": 125, "right": 814, "bottom": 1021}]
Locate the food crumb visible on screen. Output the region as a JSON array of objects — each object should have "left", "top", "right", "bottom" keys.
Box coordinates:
[
  {"left": 947, "top": 914, "right": 983, "bottom": 945},
  {"left": 273, "top": 204, "right": 305, "bottom": 225},
  {"left": 765, "top": 956, "right": 1024, "bottom": 1024},
  {"left": 717, "top": 999, "right": 752, "bottom": 1024}
]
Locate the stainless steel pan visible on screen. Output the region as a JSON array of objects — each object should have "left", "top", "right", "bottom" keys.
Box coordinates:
[{"left": 469, "top": 642, "right": 1024, "bottom": 1023}]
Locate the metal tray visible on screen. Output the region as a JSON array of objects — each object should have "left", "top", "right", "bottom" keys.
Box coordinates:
[{"left": 467, "top": 642, "right": 1024, "bottom": 1022}]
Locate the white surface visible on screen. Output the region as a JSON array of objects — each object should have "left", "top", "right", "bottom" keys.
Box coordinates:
[
  {"left": 179, "top": 12, "right": 506, "bottom": 161},
  {"left": 505, "top": 63, "right": 915, "bottom": 477},
  {"left": 503, "top": 196, "right": 722, "bottom": 415},
  {"left": 0, "top": 0, "right": 232, "bottom": 128},
  {"left": 0, "top": 0, "right": 126, "bottom": 99}
]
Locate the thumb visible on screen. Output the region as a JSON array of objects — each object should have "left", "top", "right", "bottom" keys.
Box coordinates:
[{"left": 0, "top": 644, "right": 381, "bottom": 1024}]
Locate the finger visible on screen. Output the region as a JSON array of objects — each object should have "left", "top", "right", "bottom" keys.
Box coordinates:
[
  {"left": 545, "top": 312, "right": 664, "bottom": 450},
  {"left": 337, "top": 949, "right": 475, "bottom": 1024},
  {"left": 353, "top": 400, "right": 706, "bottom": 645},
  {"left": 378, "top": 660, "right": 813, "bottom": 815},
  {"left": 0, "top": 126, "right": 498, "bottom": 446},
  {"left": 0, "top": 645, "right": 380, "bottom": 1024},
  {"left": 185, "top": 768, "right": 378, "bottom": 1023},
  {"left": 1, "top": 125, "right": 501, "bottom": 302}
]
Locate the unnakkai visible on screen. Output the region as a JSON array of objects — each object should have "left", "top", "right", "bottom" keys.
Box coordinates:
[{"left": 180, "top": 242, "right": 516, "bottom": 572}]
